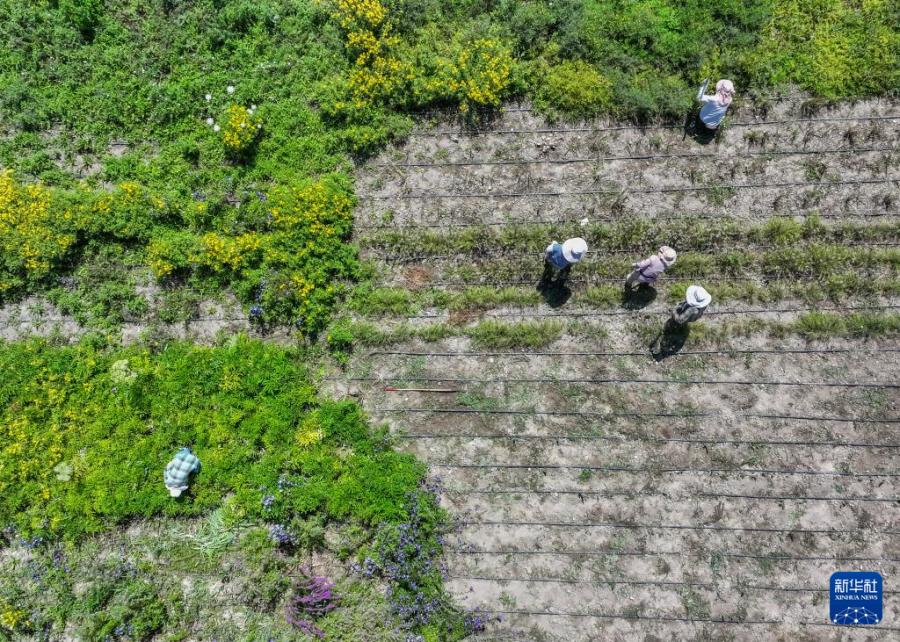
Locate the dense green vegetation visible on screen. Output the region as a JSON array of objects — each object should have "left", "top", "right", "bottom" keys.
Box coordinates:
[
  {"left": 1, "top": 0, "right": 897, "bottom": 330},
  {"left": 0, "top": 338, "right": 465, "bottom": 638}
]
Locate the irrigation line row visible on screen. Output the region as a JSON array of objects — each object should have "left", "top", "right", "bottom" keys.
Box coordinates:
[
  {"left": 369, "top": 347, "right": 900, "bottom": 357},
  {"left": 405, "top": 303, "right": 900, "bottom": 319},
  {"left": 366, "top": 241, "right": 900, "bottom": 262},
  {"left": 413, "top": 114, "right": 900, "bottom": 137},
  {"left": 358, "top": 177, "right": 899, "bottom": 201},
  {"left": 372, "top": 145, "right": 899, "bottom": 169},
  {"left": 467, "top": 608, "right": 900, "bottom": 630},
  {"left": 351, "top": 375, "right": 898, "bottom": 388},
  {"left": 374, "top": 273, "right": 894, "bottom": 286},
  {"left": 447, "top": 549, "right": 900, "bottom": 563},
  {"left": 355, "top": 209, "right": 900, "bottom": 229},
  {"left": 395, "top": 431, "right": 900, "bottom": 449},
  {"left": 375, "top": 407, "right": 900, "bottom": 425},
  {"left": 443, "top": 488, "right": 900, "bottom": 503},
  {"left": 449, "top": 575, "right": 899, "bottom": 595},
  {"left": 460, "top": 520, "right": 900, "bottom": 535},
  {"left": 431, "top": 463, "right": 900, "bottom": 477}
]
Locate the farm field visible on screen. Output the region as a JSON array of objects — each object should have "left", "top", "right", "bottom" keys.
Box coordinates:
[
  {"left": 325, "top": 95, "right": 900, "bottom": 641},
  {"left": 1, "top": 1, "right": 899, "bottom": 641}
]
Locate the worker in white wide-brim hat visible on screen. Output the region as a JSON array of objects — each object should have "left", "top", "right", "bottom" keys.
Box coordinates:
[
  {"left": 544, "top": 237, "right": 587, "bottom": 271},
  {"left": 671, "top": 285, "right": 712, "bottom": 325},
  {"left": 626, "top": 245, "right": 677, "bottom": 289}
]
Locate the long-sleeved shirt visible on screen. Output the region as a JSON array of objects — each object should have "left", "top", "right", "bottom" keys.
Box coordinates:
[
  {"left": 699, "top": 95, "right": 729, "bottom": 127},
  {"left": 164, "top": 448, "right": 200, "bottom": 489},
  {"left": 545, "top": 242, "right": 570, "bottom": 269},
  {"left": 632, "top": 255, "right": 668, "bottom": 283}
]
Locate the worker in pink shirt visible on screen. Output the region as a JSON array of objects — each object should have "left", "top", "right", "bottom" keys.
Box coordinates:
[{"left": 625, "top": 245, "right": 677, "bottom": 289}]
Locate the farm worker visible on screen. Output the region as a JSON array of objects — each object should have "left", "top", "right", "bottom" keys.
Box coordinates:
[
  {"left": 697, "top": 79, "right": 735, "bottom": 130},
  {"left": 671, "top": 285, "right": 712, "bottom": 326},
  {"left": 625, "top": 246, "right": 677, "bottom": 289},
  {"left": 164, "top": 447, "right": 201, "bottom": 498},
  {"left": 544, "top": 237, "right": 588, "bottom": 273}
]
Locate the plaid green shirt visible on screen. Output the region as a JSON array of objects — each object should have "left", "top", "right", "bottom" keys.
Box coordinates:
[{"left": 164, "top": 448, "right": 200, "bottom": 488}]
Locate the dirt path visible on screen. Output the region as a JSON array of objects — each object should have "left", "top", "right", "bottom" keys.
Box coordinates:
[{"left": 335, "top": 97, "right": 900, "bottom": 641}]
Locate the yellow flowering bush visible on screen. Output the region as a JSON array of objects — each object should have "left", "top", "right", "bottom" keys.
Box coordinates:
[
  {"left": 0, "top": 604, "right": 28, "bottom": 632},
  {"left": 193, "top": 232, "right": 264, "bottom": 273},
  {"left": 71, "top": 181, "right": 171, "bottom": 241},
  {"left": 323, "top": 0, "right": 408, "bottom": 108},
  {"left": 221, "top": 104, "right": 262, "bottom": 153},
  {"left": 409, "top": 32, "right": 515, "bottom": 113},
  {"left": 0, "top": 171, "right": 75, "bottom": 294}
]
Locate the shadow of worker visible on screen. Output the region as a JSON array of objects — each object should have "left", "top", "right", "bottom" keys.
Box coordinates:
[
  {"left": 650, "top": 318, "right": 690, "bottom": 362},
  {"left": 683, "top": 109, "right": 717, "bottom": 145},
  {"left": 621, "top": 284, "right": 657, "bottom": 310},
  {"left": 537, "top": 263, "right": 572, "bottom": 308}
]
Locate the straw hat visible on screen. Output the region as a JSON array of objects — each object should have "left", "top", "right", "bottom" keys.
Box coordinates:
[
  {"left": 562, "top": 237, "right": 588, "bottom": 263},
  {"left": 686, "top": 285, "right": 712, "bottom": 308},
  {"left": 716, "top": 79, "right": 735, "bottom": 106},
  {"left": 658, "top": 245, "right": 677, "bottom": 266}
]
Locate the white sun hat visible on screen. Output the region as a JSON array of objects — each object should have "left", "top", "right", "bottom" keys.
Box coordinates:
[
  {"left": 658, "top": 245, "right": 677, "bottom": 266},
  {"left": 562, "top": 237, "right": 588, "bottom": 263},
  {"left": 168, "top": 486, "right": 185, "bottom": 498},
  {"left": 686, "top": 285, "right": 712, "bottom": 308}
]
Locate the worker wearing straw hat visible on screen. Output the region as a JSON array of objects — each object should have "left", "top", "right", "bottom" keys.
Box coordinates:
[
  {"left": 164, "top": 447, "right": 200, "bottom": 498},
  {"left": 544, "top": 237, "right": 588, "bottom": 274},
  {"left": 671, "top": 285, "right": 712, "bottom": 325},
  {"left": 626, "top": 246, "right": 677, "bottom": 289}
]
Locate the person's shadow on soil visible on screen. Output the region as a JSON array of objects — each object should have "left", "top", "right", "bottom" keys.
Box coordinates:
[
  {"left": 683, "top": 109, "right": 717, "bottom": 145},
  {"left": 621, "top": 284, "right": 657, "bottom": 310},
  {"left": 537, "top": 263, "right": 572, "bottom": 308},
  {"left": 650, "top": 318, "right": 690, "bottom": 361}
]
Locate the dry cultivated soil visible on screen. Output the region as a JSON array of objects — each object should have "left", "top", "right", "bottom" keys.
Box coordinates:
[{"left": 326, "top": 96, "right": 900, "bottom": 641}]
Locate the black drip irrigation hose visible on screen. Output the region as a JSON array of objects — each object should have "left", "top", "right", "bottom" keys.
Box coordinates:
[
  {"left": 371, "top": 145, "right": 900, "bottom": 169},
  {"left": 466, "top": 608, "right": 900, "bottom": 630},
  {"left": 403, "top": 303, "right": 900, "bottom": 319},
  {"left": 374, "top": 407, "right": 900, "bottom": 425},
  {"left": 358, "top": 177, "right": 900, "bottom": 200},
  {"left": 443, "top": 488, "right": 900, "bottom": 503},
  {"left": 430, "top": 463, "right": 900, "bottom": 478},
  {"left": 373, "top": 272, "right": 892, "bottom": 286},
  {"left": 369, "top": 347, "right": 900, "bottom": 357},
  {"left": 459, "top": 520, "right": 900, "bottom": 535},
  {"left": 446, "top": 549, "right": 900, "bottom": 563},
  {"left": 394, "top": 430, "right": 900, "bottom": 449},
  {"left": 355, "top": 209, "right": 900, "bottom": 229},
  {"left": 350, "top": 375, "right": 898, "bottom": 388},
  {"left": 448, "top": 576, "right": 899, "bottom": 595},
  {"left": 413, "top": 114, "right": 900, "bottom": 137},
  {"left": 366, "top": 241, "right": 900, "bottom": 262}
]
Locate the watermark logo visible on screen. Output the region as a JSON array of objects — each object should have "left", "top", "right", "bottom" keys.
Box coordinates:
[{"left": 830, "top": 571, "right": 882, "bottom": 625}]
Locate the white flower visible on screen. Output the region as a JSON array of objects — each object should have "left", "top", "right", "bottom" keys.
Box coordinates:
[
  {"left": 226, "top": 85, "right": 235, "bottom": 94},
  {"left": 206, "top": 117, "right": 214, "bottom": 126},
  {"left": 250, "top": 104, "right": 256, "bottom": 111},
  {"left": 240, "top": 123, "right": 245, "bottom": 128},
  {"left": 256, "top": 124, "right": 262, "bottom": 129},
  {"left": 213, "top": 124, "right": 221, "bottom": 132},
  {"left": 205, "top": 94, "right": 211, "bottom": 101},
  {"left": 580, "top": 218, "right": 589, "bottom": 227}
]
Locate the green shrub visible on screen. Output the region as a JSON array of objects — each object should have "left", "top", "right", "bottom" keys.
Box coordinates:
[{"left": 532, "top": 58, "right": 613, "bottom": 119}]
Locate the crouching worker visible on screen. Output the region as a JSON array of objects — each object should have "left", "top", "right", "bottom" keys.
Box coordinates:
[
  {"left": 652, "top": 285, "right": 712, "bottom": 360},
  {"left": 697, "top": 79, "right": 735, "bottom": 130},
  {"left": 164, "top": 447, "right": 200, "bottom": 498},
  {"left": 671, "top": 285, "right": 712, "bottom": 325},
  {"left": 626, "top": 246, "right": 677, "bottom": 289},
  {"left": 543, "top": 237, "right": 587, "bottom": 281}
]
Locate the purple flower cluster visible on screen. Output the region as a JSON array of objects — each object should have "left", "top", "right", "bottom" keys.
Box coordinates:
[
  {"left": 249, "top": 305, "right": 263, "bottom": 320},
  {"left": 285, "top": 568, "right": 339, "bottom": 639},
  {"left": 464, "top": 612, "right": 487, "bottom": 634},
  {"left": 261, "top": 494, "right": 276, "bottom": 509},
  {"left": 268, "top": 523, "right": 295, "bottom": 547},
  {"left": 351, "top": 488, "right": 449, "bottom": 628}
]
